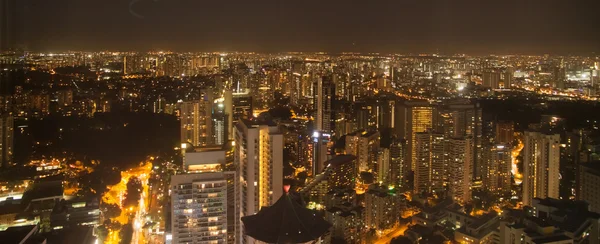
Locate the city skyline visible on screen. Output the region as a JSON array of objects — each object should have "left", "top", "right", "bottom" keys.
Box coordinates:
[{"left": 3, "top": 1, "right": 600, "bottom": 242}]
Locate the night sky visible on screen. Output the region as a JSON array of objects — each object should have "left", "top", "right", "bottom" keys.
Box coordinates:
[{"left": 15, "top": 0, "right": 600, "bottom": 54}]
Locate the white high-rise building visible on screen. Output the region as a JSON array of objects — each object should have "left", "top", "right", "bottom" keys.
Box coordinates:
[
  {"left": 447, "top": 137, "right": 473, "bottom": 204},
  {"left": 522, "top": 131, "right": 560, "bottom": 206},
  {"left": 170, "top": 172, "right": 231, "bottom": 244},
  {"left": 234, "top": 120, "right": 283, "bottom": 244}
]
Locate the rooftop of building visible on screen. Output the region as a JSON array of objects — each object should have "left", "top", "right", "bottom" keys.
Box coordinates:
[
  {"left": 0, "top": 199, "right": 22, "bottom": 215},
  {"left": 239, "top": 118, "right": 278, "bottom": 128},
  {"left": 0, "top": 225, "right": 38, "bottom": 244},
  {"left": 22, "top": 180, "right": 63, "bottom": 202},
  {"left": 531, "top": 234, "right": 572, "bottom": 244},
  {"left": 241, "top": 192, "right": 331, "bottom": 243},
  {"left": 466, "top": 212, "right": 498, "bottom": 230},
  {"left": 534, "top": 197, "right": 589, "bottom": 211},
  {"left": 325, "top": 154, "right": 356, "bottom": 168},
  {"left": 457, "top": 219, "right": 500, "bottom": 240},
  {"left": 525, "top": 216, "right": 554, "bottom": 228}
]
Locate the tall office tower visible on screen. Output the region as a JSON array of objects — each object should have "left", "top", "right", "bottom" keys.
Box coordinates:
[
  {"left": 414, "top": 131, "right": 445, "bottom": 194},
  {"left": 232, "top": 93, "right": 253, "bottom": 122},
  {"left": 376, "top": 148, "right": 391, "bottom": 184},
  {"left": 389, "top": 139, "right": 405, "bottom": 188},
  {"left": 314, "top": 75, "right": 335, "bottom": 134},
  {"left": 485, "top": 144, "right": 512, "bottom": 196},
  {"left": 447, "top": 138, "right": 473, "bottom": 203},
  {"left": 234, "top": 120, "right": 283, "bottom": 244},
  {"left": 396, "top": 101, "right": 434, "bottom": 175},
  {"left": 522, "top": 131, "right": 560, "bottom": 206},
  {"left": 449, "top": 103, "right": 483, "bottom": 179},
  {"left": 289, "top": 72, "right": 301, "bottom": 106},
  {"left": 212, "top": 98, "right": 229, "bottom": 146},
  {"left": 170, "top": 172, "right": 230, "bottom": 244},
  {"left": 311, "top": 133, "right": 329, "bottom": 177},
  {"left": 495, "top": 121, "right": 514, "bottom": 145},
  {"left": 376, "top": 98, "right": 395, "bottom": 130},
  {"left": 223, "top": 91, "right": 233, "bottom": 141},
  {"left": 180, "top": 92, "right": 214, "bottom": 147},
  {"left": 345, "top": 131, "right": 380, "bottom": 174},
  {"left": 482, "top": 71, "right": 501, "bottom": 89},
  {"left": 0, "top": 113, "right": 13, "bottom": 168}
]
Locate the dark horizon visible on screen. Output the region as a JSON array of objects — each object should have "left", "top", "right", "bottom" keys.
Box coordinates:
[{"left": 7, "top": 0, "right": 600, "bottom": 55}]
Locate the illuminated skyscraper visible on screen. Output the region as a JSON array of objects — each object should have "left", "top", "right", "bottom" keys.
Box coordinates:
[
  {"left": 232, "top": 93, "right": 253, "bottom": 122},
  {"left": 485, "top": 144, "right": 512, "bottom": 196},
  {"left": 345, "top": 131, "right": 380, "bottom": 174},
  {"left": 376, "top": 97, "right": 395, "bottom": 130},
  {"left": 376, "top": 148, "right": 390, "bottom": 184},
  {"left": 522, "top": 131, "right": 560, "bottom": 206},
  {"left": 389, "top": 139, "right": 405, "bottom": 188},
  {"left": 396, "top": 101, "right": 433, "bottom": 175},
  {"left": 170, "top": 172, "right": 230, "bottom": 244},
  {"left": 180, "top": 91, "right": 213, "bottom": 147},
  {"left": 212, "top": 97, "right": 230, "bottom": 146},
  {"left": 447, "top": 137, "right": 473, "bottom": 203},
  {"left": 448, "top": 103, "right": 483, "bottom": 179},
  {"left": 234, "top": 120, "right": 283, "bottom": 244},
  {"left": 414, "top": 131, "right": 445, "bottom": 194},
  {"left": 0, "top": 113, "right": 13, "bottom": 168},
  {"left": 314, "top": 75, "right": 335, "bottom": 134}
]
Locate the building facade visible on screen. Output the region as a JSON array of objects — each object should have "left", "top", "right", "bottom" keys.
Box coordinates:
[
  {"left": 522, "top": 131, "right": 560, "bottom": 206},
  {"left": 170, "top": 173, "right": 229, "bottom": 244},
  {"left": 234, "top": 120, "right": 283, "bottom": 243}
]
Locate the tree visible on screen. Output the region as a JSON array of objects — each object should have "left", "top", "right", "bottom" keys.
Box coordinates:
[
  {"left": 124, "top": 177, "right": 142, "bottom": 208},
  {"left": 119, "top": 222, "right": 133, "bottom": 244},
  {"left": 101, "top": 203, "right": 122, "bottom": 219}
]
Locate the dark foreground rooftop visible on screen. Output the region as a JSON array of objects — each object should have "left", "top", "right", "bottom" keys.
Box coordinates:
[{"left": 242, "top": 192, "right": 331, "bottom": 243}]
